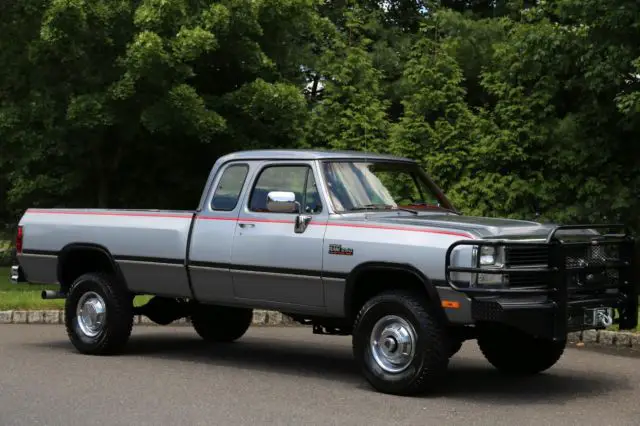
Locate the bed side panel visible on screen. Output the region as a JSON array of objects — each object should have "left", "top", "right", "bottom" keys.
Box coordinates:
[{"left": 19, "top": 209, "right": 193, "bottom": 297}]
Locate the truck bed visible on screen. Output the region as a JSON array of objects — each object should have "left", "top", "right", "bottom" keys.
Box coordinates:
[{"left": 18, "top": 208, "right": 196, "bottom": 297}]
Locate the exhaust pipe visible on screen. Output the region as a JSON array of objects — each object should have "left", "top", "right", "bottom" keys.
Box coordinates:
[{"left": 41, "top": 290, "right": 66, "bottom": 300}]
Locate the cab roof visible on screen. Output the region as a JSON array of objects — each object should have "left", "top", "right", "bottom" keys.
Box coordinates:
[{"left": 217, "top": 149, "right": 416, "bottom": 163}]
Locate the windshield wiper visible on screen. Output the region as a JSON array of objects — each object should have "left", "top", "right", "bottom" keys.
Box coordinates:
[
  {"left": 349, "top": 204, "right": 418, "bottom": 215},
  {"left": 407, "top": 202, "right": 460, "bottom": 215}
]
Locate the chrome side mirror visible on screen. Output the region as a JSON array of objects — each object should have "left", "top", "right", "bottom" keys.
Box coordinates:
[{"left": 266, "top": 191, "right": 299, "bottom": 213}]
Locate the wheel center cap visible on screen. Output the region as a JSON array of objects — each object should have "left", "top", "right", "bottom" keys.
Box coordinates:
[
  {"left": 369, "top": 315, "right": 417, "bottom": 374},
  {"left": 383, "top": 336, "right": 398, "bottom": 352},
  {"left": 76, "top": 291, "right": 107, "bottom": 338}
]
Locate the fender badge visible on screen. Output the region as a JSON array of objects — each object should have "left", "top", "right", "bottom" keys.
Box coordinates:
[{"left": 329, "top": 244, "right": 353, "bottom": 256}]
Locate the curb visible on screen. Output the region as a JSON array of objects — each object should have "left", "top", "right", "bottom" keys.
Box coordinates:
[
  {"left": 567, "top": 329, "right": 640, "bottom": 351},
  {"left": 0, "top": 309, "right": 299, "bottom": 327}
]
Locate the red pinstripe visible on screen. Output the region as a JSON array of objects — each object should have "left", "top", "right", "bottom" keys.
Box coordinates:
[
  {"left": 24, "top": 209, "right": 474, "bottom": 239},
  {"left": 26, "top": 209, "right": 191, "bottom": 219}
]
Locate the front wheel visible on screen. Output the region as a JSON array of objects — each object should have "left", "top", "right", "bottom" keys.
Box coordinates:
[
  {"left": 64, "top": 272, "right": 134, "bottom": 355},
  {"left": 352, "top": 291, "right": 451, "bottom": 396},
  {"left": 477, "top": 325, "right": 566, "bottom": 375}
]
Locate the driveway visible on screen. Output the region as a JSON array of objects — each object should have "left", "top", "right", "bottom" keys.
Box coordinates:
[{"left": 1, "top": 325, "right": 638, "bottom": 425}]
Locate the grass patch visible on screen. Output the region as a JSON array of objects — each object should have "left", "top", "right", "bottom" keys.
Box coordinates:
[{"left": 0, "top": 267, "right": 151, "bottom": 310}]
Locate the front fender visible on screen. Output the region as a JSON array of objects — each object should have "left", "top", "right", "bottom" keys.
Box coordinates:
[{"left": 343, "top": 261, "right": 448, "bottom": 323}]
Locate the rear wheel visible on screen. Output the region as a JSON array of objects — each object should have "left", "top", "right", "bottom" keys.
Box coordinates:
[
  {"left": 449, "top": 339, "right": 463, "bottom": 357},
  {"left": 191, "top": 304, "right": 253, "bottom": 343},
  {"left": 64, "top": 272, "right": 134, "bottom": 355},
  {"left": 352, "top": 290, "right": 451, "bottom": 396},
  {"left": 477, "top": 325, "right": 566, "bottom": 375}
]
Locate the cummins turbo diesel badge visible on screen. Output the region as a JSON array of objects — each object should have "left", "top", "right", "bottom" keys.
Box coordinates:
[{"left": 328, "top": 244, "right": 353, "bottom": 256}]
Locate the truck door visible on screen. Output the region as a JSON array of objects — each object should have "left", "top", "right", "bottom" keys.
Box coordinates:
[
  {"left": 230, "top": 160, "right": 328, "bottom": 312},
  {"left": 188, "top": 161, "right": 252, "bottom": 303}
]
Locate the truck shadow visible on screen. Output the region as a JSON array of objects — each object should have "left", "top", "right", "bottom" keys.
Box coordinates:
[
  {"left": 31, "top": 328, "right": 631, "bottom": 403},
  {"left": 439, "top": 360, "right": 625, "bottom": 402}
]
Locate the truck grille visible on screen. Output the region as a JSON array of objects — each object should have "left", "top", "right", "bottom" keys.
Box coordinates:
[
  {"left": 506, "top": 246, "right": 549, "bottom": 266},
  {"left": 505, "top": 244, "right": 621, "bottom": 293},
  {"left": 503, "top": 243, "right": 624, "bottom": 291},
  {"left": 507, "top": 271, "right": 550, "bottom": 288},
  {"left": 505, "top": 246, "right": 550, "bottom": 288},
  {"left": 565, "top": 244, "right": 619, "bottom": 268},
  {"left": 564, "top": 244, "right": 621, "bottom": 292}
]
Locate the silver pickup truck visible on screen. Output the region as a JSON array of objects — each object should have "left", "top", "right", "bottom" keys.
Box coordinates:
[{"left": 10, "top": 149, "right": 639, "bottom": 395}]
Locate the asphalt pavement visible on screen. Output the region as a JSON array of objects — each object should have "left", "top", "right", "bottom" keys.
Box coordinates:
[{"left": 1, "top": 324, "right": 639, "bottom": 426}]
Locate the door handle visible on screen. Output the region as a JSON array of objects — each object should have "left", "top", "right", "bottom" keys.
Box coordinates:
[{"left": 238, "top": 223, "right": 255, "bottom": 228}]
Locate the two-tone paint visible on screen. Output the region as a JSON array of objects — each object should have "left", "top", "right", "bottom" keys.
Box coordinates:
[{"left": 14, "top": 149, "right": 577, "bottom": 324}]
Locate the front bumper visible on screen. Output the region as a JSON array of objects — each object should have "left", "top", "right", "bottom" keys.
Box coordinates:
[
  {"left": 471, "top": 295, "right": 634, "bottom": 340},
  {"left": 10, "top": 265, "right": 26, "bottom": 284},
  {"left": 446, "top": 224, "right": 638, "bottom": 341}
]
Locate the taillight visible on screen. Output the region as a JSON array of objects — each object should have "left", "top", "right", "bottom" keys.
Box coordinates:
[{"left": 16, "top": 226, "right": 23, "bottom": 254}]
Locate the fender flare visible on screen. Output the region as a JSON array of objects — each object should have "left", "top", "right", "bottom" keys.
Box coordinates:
[
  {"left": 57, "top": 242, "right": 125, "bottom": 289},
  {"left": 343, "top": 261, "right": 447, "bottom": 322}
]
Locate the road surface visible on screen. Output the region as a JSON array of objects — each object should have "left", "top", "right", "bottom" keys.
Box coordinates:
[{"left": 1, "top": 325, "right": 639, "bottom": 426}]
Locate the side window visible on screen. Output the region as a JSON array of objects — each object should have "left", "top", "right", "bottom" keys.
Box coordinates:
[
  {"left": 249, "top": 165, "right": 323, "bottom": 214},
  {"left": 210, "top": 164, "right": 249, "bottom": 211},
  {"left": 304, "top": 171, "right": 323, "bottom": 214}
]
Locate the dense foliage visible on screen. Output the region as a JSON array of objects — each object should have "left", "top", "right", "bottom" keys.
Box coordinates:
[{"left": 1, "top": 0, "right": 639, "bottom": 235}]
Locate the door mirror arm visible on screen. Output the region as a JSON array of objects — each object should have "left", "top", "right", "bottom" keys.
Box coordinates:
[{"left": 295, "top": 214, "right": 312, "bottom": 234}]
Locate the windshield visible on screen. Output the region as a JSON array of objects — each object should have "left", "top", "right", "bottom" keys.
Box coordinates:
[{"left": 321, "top": 160, "right": 455, "bottom": 213}]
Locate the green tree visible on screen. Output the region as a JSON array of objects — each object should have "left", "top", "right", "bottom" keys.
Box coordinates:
[
  {"left": 1, "top": 0, "right": 334, "bottom": 212},
  {"left": 478, "top": 0, "right": 640, "bottom": 228},
  {"left": 387, "top": 22, "right": 511, "bottom": 215},
  {"left": 1, "top": 0, "right": 639, "bottom": 236},
  {"left": 304, "top": 5, "right": 391, "bottom": 152}
]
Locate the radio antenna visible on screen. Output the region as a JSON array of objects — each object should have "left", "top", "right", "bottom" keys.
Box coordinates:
[{"left": 364, "top": 124, "right": 368, "bottom": 153}]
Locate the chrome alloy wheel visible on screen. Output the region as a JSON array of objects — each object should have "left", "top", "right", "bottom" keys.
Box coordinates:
[
  {"left": 369, "top": 315, "right": 417, "bottom": 374},
  {"left": 76, "top": 291, "right": 107, "bottom": 338}
]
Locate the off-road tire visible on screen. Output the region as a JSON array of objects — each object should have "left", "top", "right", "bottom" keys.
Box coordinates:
[
  {"left": 352, "top": 290, "right": 451, "bottom": 396},
  {"left": 449, "top": 339, "right": 463, "bottom": 357},
  {"left": 477, "top": 325, "right": 566, "bottom": 375},
  {"left": 190, "top": 305, "right": 253, "bottom": 343},
  {"left": 64, "top": 272, "right": 134, "bottom": 355}
]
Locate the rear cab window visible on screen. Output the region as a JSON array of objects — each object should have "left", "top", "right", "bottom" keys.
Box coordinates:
[{"left": 210, "top": 163, "right": 250, "bottom": 211}]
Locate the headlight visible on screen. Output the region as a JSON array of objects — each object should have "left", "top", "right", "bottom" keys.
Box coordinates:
[
  {"left": 471, "top": 245, "right": 508, "bottom": 287},
  {"left": 478, "top": 246, "right": 505, "bottom": 267}
]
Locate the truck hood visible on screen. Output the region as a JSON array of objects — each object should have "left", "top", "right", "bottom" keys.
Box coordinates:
[{"left": 346, "top": 212, "right": 560, "bottom": 240}]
